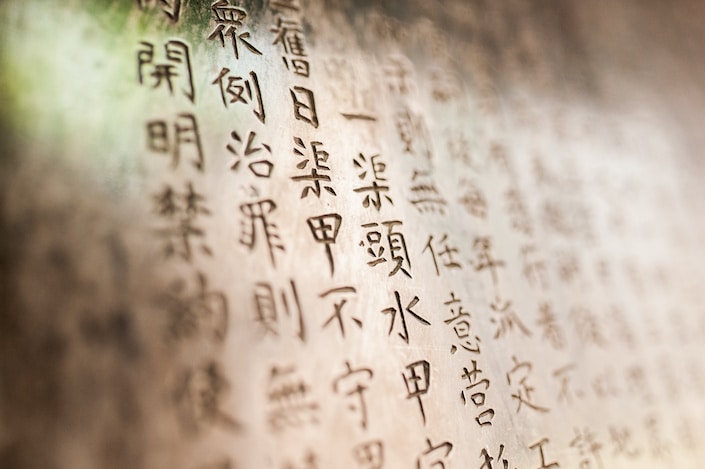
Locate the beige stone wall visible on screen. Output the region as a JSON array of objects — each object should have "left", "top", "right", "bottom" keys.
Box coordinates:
[{"left": 2, "top": 1, "right": 705, "bottom": 468}]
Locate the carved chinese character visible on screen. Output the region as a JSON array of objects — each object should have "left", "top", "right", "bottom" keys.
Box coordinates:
[
  {"left": 290, "top": 86, "right": 319, "bottom": 128},
  {"left": 270, "top": 15, "right": 309, "bottom": 76},
  {"left": 266, "top": 365, "right": 319, "bottom": 432},
  {"left": 307, "top": 213, "right": 342, "bottom": 275},
  {"left": 163, "top": 271, "right": 228, "bottom": 344},
  {"left": 320, "top": 286, "right": 360, "bottom": 338},
  {"left": 536, "top": 302, "right": 564, "bottom": 349},
  {"left": 506, "top": 356, "right": 548, "bottom": 414},
  {"left": 353, "top": 153, "right": 393, "bottom": 211},
  {"left": 291, "top": 138, "right": 336, "bottom": 198},
  {"left": 459, "top": 179, "right": 487, "bottom": 220},
  {"left": 460, "top": 360, "right": 494, "bottom": 426},
  {"left": 239, "top": 198, "right": 284, "bottom": 267},
  {"left": 137, "top": 40, "right": 194, "bottom": 102},
  {"left": 521, "top": 244, "right": 549, "bottom": 291},
  {"left": 490, "top": 142, "right": 513, "bottom": 175},
  {"left": 532, "top": 155, "right": 557, "bottom": 187},
  {"left": 416, "top": 438, "right": 453, "bottom": 469},
  {"left": 193, "top": 457, "right": 234, "bottom": 469},
  {"left": 383, "top": 55, "right": 414, "bottom": 96},
  {"left": 571, "top": 306, "right": 607, "bottom": 348},
  {"left": 490, "top": 296, "right": 531, "bottom": 339},
  {"left": 213, "top": 69, "right": 265, "bottom": 123},
  {"left": 146, "top": 113, "right": 204, "bottom": 170},
  {"left": 447, "top": 132, "right": 473, "bottom": 168},
  {"left": 625, "top": 365, "right": 652, "bottom": 404},
  {"left": 360, "top": 221, "right": 412, "bottom": 278},
  {"left": 645, "top": 415, "right": 671, "bottom": 460},
  {"left": 608, "top": 426, "right": 641, "bottom": 459},
  {"left": 552, "top": 363, "right": 583, "bottom": 404},
  {"left": 443, "top": 292, "right": 480, "bottom": 354},
  {"left": 479, "top": 444, "right": 515, "bottom": 469},
  {"left": 353, "top": 440, "right": 384, "bottom": 469},
  {"left": 173, "top": 360, "right": 240, "bottom": 435},
  {"left": 423, "top": 234, "right": 462, "bottom": 276},
  {"left": 382, "top": 291, "right": 429, "bottom": 345},
  {"left": 332, "top": 360, "right": 373, "bottom": 430},
  {"left": 226, "top": 130, "right": 273, "bottom": 177},
  {"left": 402, "top": 360, "right": 431, "bottom": 425},
  {"left": 208, "top": 0, "right": 261, "bottom": 59},
  {"left": 569, "top": 428, "right": 603, "bottom": 469},
  {"left": 528, "top": 438, "right": 560, "bottom": 469},
  {"left": 396, "top": 109, "right": 432, "bottom": 159},
  {"left": 461, "top": 363, "right": 487, "bottom": 408},
  {"left": 252, "top": 280, "right": 305, "bottom": 342},
  {"left": 152, "top": 182, "right": 211, "bottom": 261},
  {"left": 470, "top": 237, "right": 505, "bottom": 288}
]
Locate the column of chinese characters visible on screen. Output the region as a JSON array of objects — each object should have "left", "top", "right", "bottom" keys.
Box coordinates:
[
  {"left": 442, "top": 121, "right": 487, "bottom": 225},
  {"left": 136, "top": 34, "right": 230, "bottom": 349},
  {"left": 416, "top": 62, "right": 508, "bottom": 443},
  {"left": 135, "top": 24, "right": 243, "bottom": 468},
  {"left": 462, "top": 141, "right": 556, "bottom": 452},
  {"left": 470, "top": 236, "right": 533, "bottom": 340},
  {"left": 494, "top": 155, "right": 563, "bottom": 363},
  {"left": 484, "top": 143, "right": 564, "bottom": 363},
  {"left": 504, "top": 185, "right": 552, "bottom": 297},
  {"left": 341, "top": 59, "right": 400, "bottom": 288},
  {"left": 207, "top": 0, "right": 280, "bottom": 281},
  {"left": 383, "top": 55, "right": 448, "bottom": 216},
  {"left": 268, "top": 1, "right": 342, "bottom": 283},
  {"left": 207, "top": 4, "right": 287, "bottom": 270},
  {"left": 268, "top": 0, "right": 318, "bottom": 127},
  {"left": 316, "top": 45, "right": 394, "bottom": 469},
  {"left": 355, "top": 159, "right": 412, "bottom": 281},
  {"left": 440, "top": 292, "right": 496, "bottom": 427},
  {"left": 529, "top": 148, "right": 615, "bottom": 445}
]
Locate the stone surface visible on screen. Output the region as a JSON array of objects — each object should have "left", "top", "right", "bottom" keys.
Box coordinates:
[{"left": 2, "top": 1, "right": 705, "bottom": 468}]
